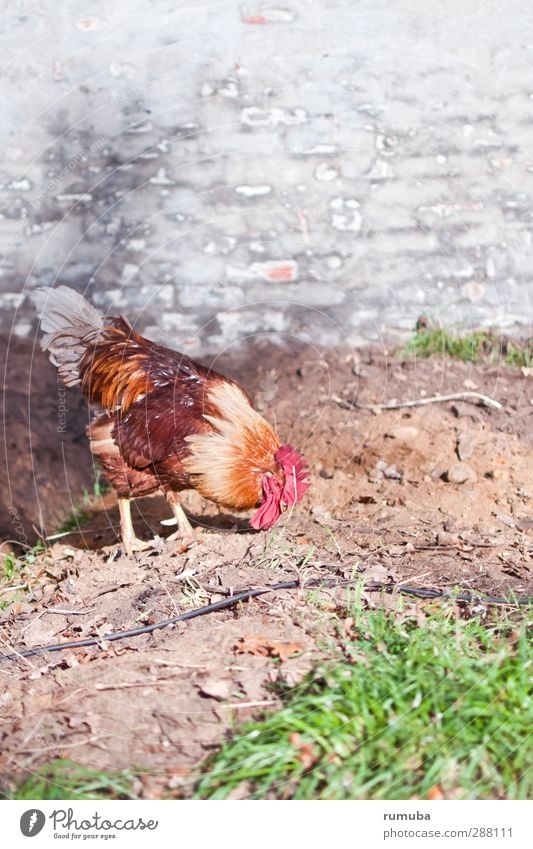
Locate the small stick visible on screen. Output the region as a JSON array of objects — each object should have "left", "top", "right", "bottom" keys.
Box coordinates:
[
  {"left": 0, "top": 583, "right": 26, "bottom": 596},
  {"left": 18, "top": 734, "right": 109, "bottom": 755},
  {"left": 95, "top": 680, "right": 170, "bottom": 691},
  {"left": 333, "top": 390, "right": 502, "bottom": 412},
  {"left": 42, "top": 607, "right": 96, "bottom": 616},
  {"left": 151, "top": 659, "right": 207, "bottom": 669},
  {"left": 46, "top": 524, "right": 121, "bottom": 540}
]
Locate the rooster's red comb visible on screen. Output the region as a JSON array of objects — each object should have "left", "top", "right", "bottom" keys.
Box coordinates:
[{"left": 275, "top": 444, "right": 310, "bottom": 506}]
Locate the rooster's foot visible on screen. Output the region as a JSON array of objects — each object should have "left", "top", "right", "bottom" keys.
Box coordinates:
[
  {"left": 163, "top": 493, "right": 196, "bottom": 537},
  {"left": 122, "top": 536, "right": 155, "bottom": 556},
  {"left": 118, "top": 498, "right": 156, "bottom": 557},
  {"left": 166, "top": 527, "right": 203, "bottom": 550}
]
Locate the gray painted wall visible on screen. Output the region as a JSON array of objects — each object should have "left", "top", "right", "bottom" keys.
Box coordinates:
[{"left": 1, "top": 0, "right": 532, "bottom": 354}]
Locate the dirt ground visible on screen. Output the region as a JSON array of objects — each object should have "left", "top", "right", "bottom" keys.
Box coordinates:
[
  {"left": 0, "top": 342, "right": 532, "bottom": 797},
  {"left": 0, "top": 335, "right": 95, "bottom": 544}
]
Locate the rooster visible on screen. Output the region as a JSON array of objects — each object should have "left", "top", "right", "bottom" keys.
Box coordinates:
[{"left": 32, "top": 286, "right": 309, "bottom": 554}]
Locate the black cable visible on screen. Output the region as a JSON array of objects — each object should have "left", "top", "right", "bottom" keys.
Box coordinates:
[
  {"left": 1, "top": 580, "right": 531, "bottom": 663},
  {"left": 0, "top": 581, "right": 298, "bottom": 663}
]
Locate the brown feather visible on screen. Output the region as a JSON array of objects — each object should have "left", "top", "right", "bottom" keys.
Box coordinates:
[{"left": 79, "top": 318, "right": 157, "bottom": 412}]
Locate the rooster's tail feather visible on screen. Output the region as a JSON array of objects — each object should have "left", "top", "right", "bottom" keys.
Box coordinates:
[{"left": 32, "top": 285, "right": 104, "bottom": 386}]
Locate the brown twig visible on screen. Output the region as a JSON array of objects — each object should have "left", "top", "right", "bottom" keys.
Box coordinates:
[
  {"left": 17, "top": 734, "right": 110, "bottom": 755},
  {"left": 0, "top": 583, "right": 27, "bottom": 596},
  {"left": 333, "top": 391, "right": 503, "bottom": 411},
  {"left": 95, "top": 680, "right": 171, "bottom": 691},
  {"left": 42, "top": 607, "right": 96, "bottom": 616}
]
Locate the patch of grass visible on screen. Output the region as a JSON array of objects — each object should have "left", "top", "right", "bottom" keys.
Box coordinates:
[
  {"left": 0, "top": 542, "right": 45, "bottom": 609},
  {"left": 401, "top": 326, "right": 491, "bottom": 362},
  {"left": 92, "top": 468, "right": 111, "bottom": 500},
  {"left": 0, "top": 759, "right": 139, "bottom": 800},
  {"left": 2, "top": 542, "right": 44, "bottom": 579},
  {"left": 56, "top": 471, "right": 110, "bottom": 534},
  {"left": 194, "top": 603, "right": 532, "bottom": 800},
  {"left": 57, "top": 505, "right": 94, "bottom": 534},
  {"left": 504, "top": 340, "right": 533, "bottom": 369},
  {"left": 400, "top": 322, "right": 532, "bottom": 368}
]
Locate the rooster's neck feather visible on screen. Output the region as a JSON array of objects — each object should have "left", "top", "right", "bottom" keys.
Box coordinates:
[{"left": 183, "top": 379, "right": 281, "bottom": 510}]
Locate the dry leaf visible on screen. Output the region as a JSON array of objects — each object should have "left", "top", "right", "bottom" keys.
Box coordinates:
[
  {"left": 289, "top": 732, "right": 319, "bottom": 770},
  {"left": 427, "top": 785, "right": 445, "bottom": 800},
  {"left": 235, "top": 634, "right": 303, "bottom": 662}
]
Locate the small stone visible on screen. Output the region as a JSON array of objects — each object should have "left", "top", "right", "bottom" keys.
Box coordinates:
[
  {"left": 311, "top": 504, "right": 333, "bottom": 523},
  {"left": 485, "top": 468, "right": 508, "bottom": 481},
  {"left": 385, "top": 425, "right": 419, "bottom": 441},
  {"left": 383, "top": 463, "right": 402, "bottom": 480},
  {"left": 315, "top": 162, "right": 339, "bottom": 181},
  {"left": 443, "top": 463, "right": 477, "bottom": 484},
  {"left": 373, "top": 460, "right": 402, "bottom": 481},
  {"left": 436, "top": 531, "right": 458, "bottom": 546},
  {"left": 456, "top": 431, "right": 478, "bottom": 461},
  {"left": 199, "top": 678, "right": 232, "bottom": 701},
  {"left": 492, "top": 509, "right": 515, "bottom": 529}
]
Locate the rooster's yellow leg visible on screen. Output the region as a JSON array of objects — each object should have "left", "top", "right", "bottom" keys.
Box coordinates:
[
  {"left": 118, "top": 497, "right": 154, "bottom": 555},
  {"left": 164, "top": 491, "right": 195, "bottom": 538}
]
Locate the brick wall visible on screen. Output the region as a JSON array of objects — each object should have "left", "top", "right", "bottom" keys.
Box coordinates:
[{"left": 1, "top": 0, "right": 532, "bottom": 353}]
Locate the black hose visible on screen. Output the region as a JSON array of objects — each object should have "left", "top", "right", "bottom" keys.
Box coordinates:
[{"left": 1, "top": 580, "right": 531, "bottom": 663}]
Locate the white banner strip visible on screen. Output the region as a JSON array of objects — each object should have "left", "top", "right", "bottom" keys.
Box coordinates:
[{"left": 3, "top": 799, "right": 531, "bottom": 848}]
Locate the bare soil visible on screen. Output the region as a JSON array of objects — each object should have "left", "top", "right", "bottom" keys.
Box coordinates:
[
  {"left": 1, "top": 341, "right": 532, "bottom": 797},
  {"left": 1, "top": 335, "right": 94, "bottom": 545}
]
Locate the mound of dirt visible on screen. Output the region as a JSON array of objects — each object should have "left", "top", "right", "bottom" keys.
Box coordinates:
[
  {"left": 0, "top": 340, "right": 531, "bottom": 796},
  {"left": 1, "top": 335, "right": 94, "bottom": 547}
]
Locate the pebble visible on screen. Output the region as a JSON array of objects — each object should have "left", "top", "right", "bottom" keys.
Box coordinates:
[
  {"left": 456, "top": 431, "right": 478, "bottom": 461},
  {"left": 385, "top": 425, "right": 419, "bottom": 441},
  {"left": 198, "top": 678, "right": 232, "bottom": 701},
  {"left": 485, "top": 468, "right": 508, "bottom": 481},
  {"left": 443, "top": 463, "right": 478, "bottom": 484},
  {"left": 315, "top": 162, "right": 339, "bottom": 181},
  {"left": 436, "top": 531, "right": 458, "bottom": 546},
  {"left": 492, "top": 509, "right": 515, "bottom": 528},
  {"left": 373, "top": 460, "right": 403, "bottom": 481}
]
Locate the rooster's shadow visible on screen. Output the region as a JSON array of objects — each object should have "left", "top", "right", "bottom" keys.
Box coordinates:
[{"left": 65, "top": 494, "right": 254, "bottom": 552}]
